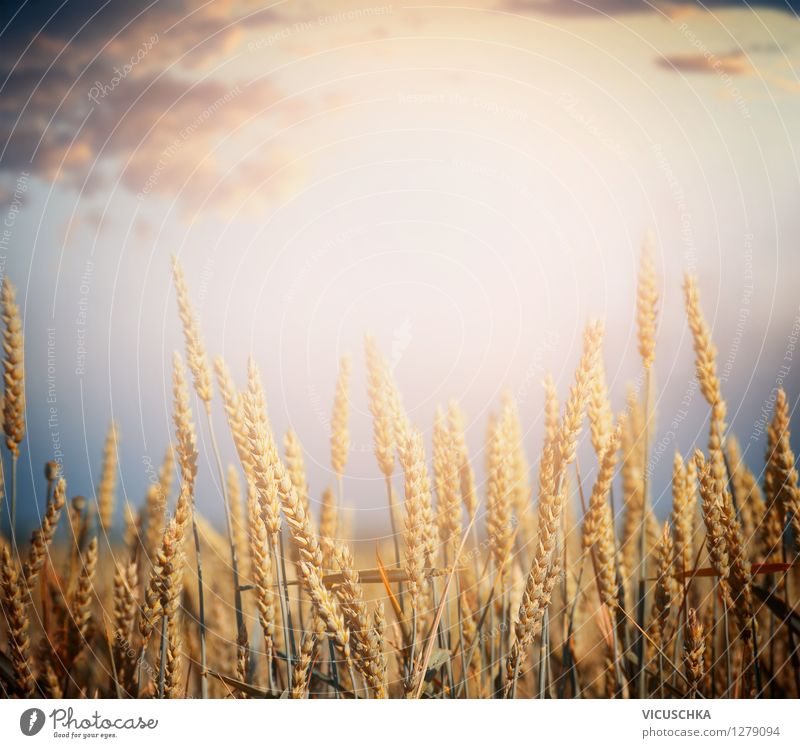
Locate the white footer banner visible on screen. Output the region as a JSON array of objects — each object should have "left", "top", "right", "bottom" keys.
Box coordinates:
[{"left": 0, "top": 699, "right": 794, "bottom": 747}]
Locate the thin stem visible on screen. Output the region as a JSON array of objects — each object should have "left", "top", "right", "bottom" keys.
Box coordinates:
[
  {"left": 278, "top": 531, "right": 297, "bottom": 659},
  {"left": 329, "top": 639, "right": 340, "bottom": 699},
  {"left": 272, "top": 538, "right": 293, "bottom": 692},
  {"left": 537, "top": 608, "right": 549, "bottom": 698},
  {"left": 440, "top": 544, "right": 456, "bottom": 697},
  {"left": 384, "top": 475, "right": 403, "bottom": 608},
  {"left": 723, "top": 595, "right": 732, "bottom": 696},
  {"left": 10, "top": 453, "right": 17, "bottom": 547},
  {"left": 429, "top": 572, "right": 454, "bottom": 697},
  {"left": 191, "top": 512, "right": 209, "bottom": 699},
  {"left": 204, "top": 409, "right": 248, "bottom": 677},
  {"left": 456, "top": 573, "right": 470, "bottom": 698},
  {"left": 158, "top": 615, "right": 168, "bottom": 699},
  {"left": 347, "top": 660, "right": 359, "bottom": 700},
  {"left": 636, "top": 369, "right": 652, "bottom": 698},
  {"left": 711, "top": 588, "right": 718, "bottom": 697}
]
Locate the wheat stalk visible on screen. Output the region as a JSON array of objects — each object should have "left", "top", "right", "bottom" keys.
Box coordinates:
[
  {"left": 292, "top": 632, "right": 316, "bottom": 698},
  {"left": 246, "top": 479, "right": 275, "bottom": 689},
  {"left": 486, "top": 418, "right": 513, "bottom": 573},
  {"left": 670, "top": 452, "right": 693, "bottom": 594},
  {"left": 767, "top": 388, "right": 800, "bottom": 553},
  {"left": 171, "top": 257, "right": 212, "bottom": 407},
  {"left": 583, "top": 424, "right": 622, "bottom": 608},
  {"left": 636, "top": 233, "right": 658, "bottom": 371},
  {"left": 684, "top": 274, "right": 726, "bottom": 429},
  {"left": 112, "top": 559, "right": 139, "bottom": 692},
  {"left": 506, "top": 321, "right": 602, "bottom": 695},
  {"left": 398, "top": 429, "right": 431, "bottom": 611},
  {"left": 2, "top": 277, "right": 25, "bottom": 540},
  {"left": 650, "top": 522, "right": 674, "bottom": 652},
  {"left": 365, "top": 335, "right": 395, "bottom": 478},
  {"left": 285, "top": 427, "right": 314, "bottom": 535},
  {"left": 683, "top": 608, "right": 706, "bottom": 697},
  {"left": 242, "top": 359, "right": 282, "bottom": 540},
  {"left": 446, "top": 401, "right": 477, "bottom": 524},
  {"left": 433, "top": 406, "right": 462, "bottom": 553},
  {"left": 331, "top": 354, "right": 352, "bottom": 480},
  {"left": 332, "top": 541, "right": 388, "bottom": 697},
  {"left": 588, "top": 359, "right": 614, "bottom": 456},
  {"left": 215, "top": 356, "right": 253, "bottom": 480},
  {"left": 64, "top": 536, "right": 98, "bottom": 675},
  {"left": 163, "top": 614, "right": 183, "bottom": 698},
  {"left": 319, "top": 486, "right": 338, "bottom": 556},
  {"left": 0, "top": 545, "right": 35, "bottom": 696},
  {"left": 23, "top": 476, "right": 66, "bottom": 590},
  {"left": 98, "top": 422, "right": 118, "bottom": 533}
]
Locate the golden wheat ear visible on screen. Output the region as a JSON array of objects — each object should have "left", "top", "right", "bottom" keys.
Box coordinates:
[{"left": 0, "top": 545, "right": 35, "bottom": 696}]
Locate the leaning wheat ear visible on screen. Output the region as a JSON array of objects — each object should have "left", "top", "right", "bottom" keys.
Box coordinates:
[
  {"left": 0, "top": 546, "right": 35, "bottom": 696},
  {"left": 2, "top": 278, "right": 25, "bottom": 540},
  {"left": 330, "top": 353, "right": 352, "bottom": 480},
  {"left": 64, "top": 536, "right": 99, "bottom": 673},
  {"left": 98, "top": 422, "right": 118, "bottom": 533},
  {"left": 332, "top": 541, "right": 388, "bottom": 697},
  {"left": 171, "top": 257, "right": 213, "bottom": 408},
  {"left": 24, "top": 476, "right": 67, "bottom": 590},
  {"left": 506, "top": 320, "right": 603, "bottom": 695},
  {"left": 683, "top": 274, "right": 725, "bottom": 429},
  {"left": 683, "top": 608, "right": 706, "bottom": 698}
]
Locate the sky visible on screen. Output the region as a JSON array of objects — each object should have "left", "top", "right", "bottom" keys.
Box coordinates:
[{"left": 0, "top": 0, "right": 798, "bottom": 538}]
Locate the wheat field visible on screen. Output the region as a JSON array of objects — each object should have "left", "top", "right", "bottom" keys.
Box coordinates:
[{"left": 0, "top": 244, "right": 798, "bottom": 700}]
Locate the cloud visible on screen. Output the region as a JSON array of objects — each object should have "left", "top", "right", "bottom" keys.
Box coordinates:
[
  {"left": 497, "top": 0, "right": 800, "bottom": 17},
  {"left": 0, "top": 0, "right": 299, "bottom": 215},
  {"left": 657, "top": 49, "right": 752, "bottom": 74}
]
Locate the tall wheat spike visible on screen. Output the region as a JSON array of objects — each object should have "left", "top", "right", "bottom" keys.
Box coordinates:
[
  {"left": 23, "top": 476, "right": 66, "bottom": 590},
  {"left": 767, "top": 388, "right": 800, "bottom": 552},
  {"left": 636, "top": 234, "right": 658, "bottom": 371},
  {"left": 501, "top": 391, "right": 531, "bottom": 524},
  {"left": 331, "top": 354, "right": 352, "bottom": 480},
  {"left": 285, "top": 427, "right": 313, "bottom": 533},
  {"left": 246, "top": 480, "right": 275, "bottom": 683},
  {"left": 446, "top": 400, "right": 478, "bottom": 523},
  {"left": 695, "top": 450, "right": 730, "bottom": 585},
  {"left": 319, "top": 485, "right": 338, "bottom": 558},
  {"left": 1, "top": 278, "right": 24, "bottom": 456},
  {"left": 650, "top": 522, "right": 674, "bottom": 652},
  {"left": 98, "top": 422, "right": 118, "bottom": 533},
  {"left": 684, "top": 608, "right": 706, "bottom": 698},
  {"left": 684, "top": 274, "right": 726, "bottom": 429},
  {"left": 486, "top": 417, "right": 513, "bottom": 573},
  {"left": 112, "top": 558, "right": 138, "bottom": 692},
  {"left": 588, "top": 358, "right": 614, "bottom": 456},
  {"left": 365, "top": 335, "right": 395, "bottom": 478},
  {"left": 275, "top": 454, "right": 351, "bottom": 669},
  {"left": 433, "top": 405, "right": 462, "bottom": 554},
  {"left": 332, "top": 541, "right": 388, "bottom": 697},
  {"left": 242, "top": 358, "right": 282, "bottom": 541},
  {"left": 670, "top": 452, "right": 693, "bottom": 595},
  {"left": 2, "top": 277, "right": 24, "bottom": 538},
  {"left": 215, "top": 356, "right": 253, "bottom": 481},
  {"left": 171, "top": 257, "right": 213, "bottom": 408},
  {"left": 398, "top": 429, "right": 432, "bottom": 611},
  {"left": 583, "top": 423, "right": 623, "bottom": 608},
  {"left": 506, "top": 321, "right": 603, "bottom": 694},
  {"left": 64, "top": 536, "right": 98, "bottom": 673}
]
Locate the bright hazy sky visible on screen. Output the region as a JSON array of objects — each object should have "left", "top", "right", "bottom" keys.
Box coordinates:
[{"left": 1, "top": 1, "right": 798, "bottom": 535}]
